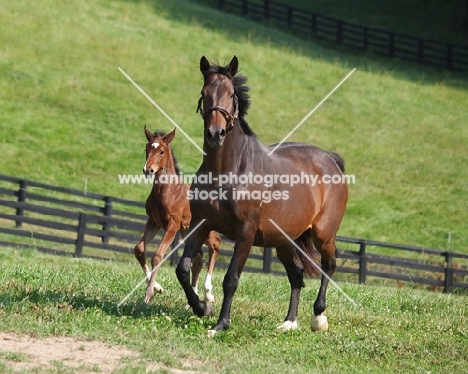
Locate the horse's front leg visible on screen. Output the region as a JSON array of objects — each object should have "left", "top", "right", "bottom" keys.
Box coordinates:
[
  {"left": 144, "top": 220, "right": 178, "bottom": 303},
  {"left": 209, "top": 227, "right": 254, "bottom": 336},
  {"left": 204, "top": 231, "right": 220, "bottom": 303},
  {"left": 176, "top": 222, "right": 213, "bottom": 317}
]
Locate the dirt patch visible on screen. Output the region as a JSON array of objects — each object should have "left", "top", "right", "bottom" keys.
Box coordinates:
[{"left": 0, "top": 332, "right": 206, "bottom": 373}]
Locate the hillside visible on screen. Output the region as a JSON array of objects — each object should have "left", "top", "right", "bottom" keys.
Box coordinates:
[{"left": 0, "top": 0, "right": 467, "bottom": 252}]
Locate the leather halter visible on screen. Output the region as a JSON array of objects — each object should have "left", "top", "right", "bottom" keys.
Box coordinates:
[{"left": 197, "top": 94, "right": 239, "bottom": 133}]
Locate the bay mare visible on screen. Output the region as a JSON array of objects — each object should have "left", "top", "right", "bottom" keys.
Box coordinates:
[
  {"left": 134, "top": 127, "right": 220, "bottom": 304},
  {"left": 175, "top": 56, "right": 348, "bottom": 335}
]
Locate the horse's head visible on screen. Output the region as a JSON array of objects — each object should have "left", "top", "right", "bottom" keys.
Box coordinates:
[
  {"left": 143, "top": 126, "right": 176, "bottom": 177},
  {"left": 197, "top": 55, "right": 240, "bottom": 148}
]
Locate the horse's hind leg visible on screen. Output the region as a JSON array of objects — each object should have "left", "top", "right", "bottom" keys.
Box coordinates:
[
  {"left": 134, "top": 218, "right": 159, "bottom": 281},
  {"left": 310, "top": 220, "right": 340, "bottom": 331},
  {"left": 276, "top": 244, "right": 304, "bottom": 331},
  {"left": 203, "top": 231, "right": 220, "bottom": 303},
  {"left": 145, "top": 220, "right": 178, "bottom": 303}
]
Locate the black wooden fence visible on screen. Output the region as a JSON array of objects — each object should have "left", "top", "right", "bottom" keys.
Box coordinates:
[
  {"left": 209, "top": 0, "right": 468, "bottom": 71},
  {"left": 0, "top": 174, "right": 467, "bottom": 292}
]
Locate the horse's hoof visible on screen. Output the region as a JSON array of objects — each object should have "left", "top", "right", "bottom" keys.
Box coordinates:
[
  {"left": 311, "top": 313, "right": 328, "bottom": 331},
  {"left": 202, "top": 301, "right": 214, "bottom": 317},
  {"left": 277, "top": 320, "right": 298, "bottom": 331},
  {"left": 207, "top": 329, "right": 217, "bottom": 338}
]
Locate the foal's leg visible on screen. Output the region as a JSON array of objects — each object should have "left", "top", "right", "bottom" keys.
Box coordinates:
[
  {"left": 276, "top": 244, "right": 305, "bottom": 331},
  {"left": 203, "top": 231, "right": 220, "bottom": 303},
  {"left": 134, "top": 219, "right": 159, "bottom": 281},
  {"left": 145, "top": 219, "right": 179, "bottom": 303}
]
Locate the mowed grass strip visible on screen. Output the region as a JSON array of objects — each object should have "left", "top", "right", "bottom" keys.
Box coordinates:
[{"left": 0, "top": 0, "right": 467, "bottom": 253}]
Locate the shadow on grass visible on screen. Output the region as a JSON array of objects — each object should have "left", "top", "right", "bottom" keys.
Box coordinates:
[
  {"left": 0, "top": 289, "right": 194, "bottom": 320},
  {"left": 113, "top": 0, "right": 468, "bottom": 88}
]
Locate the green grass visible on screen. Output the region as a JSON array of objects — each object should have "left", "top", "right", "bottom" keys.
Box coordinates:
[
  {"left": 0, "top": 247, "right": 467, "bottom": 373},
  {"left": 0, "top": 0, "right": 467, "bottom": 254}
]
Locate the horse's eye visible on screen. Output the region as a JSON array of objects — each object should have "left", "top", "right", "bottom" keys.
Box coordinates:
[{"left": 160, "top": 150, "right": 164, "bottom": 155}]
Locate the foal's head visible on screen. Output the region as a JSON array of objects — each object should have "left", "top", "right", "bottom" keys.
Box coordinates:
[{"left": 143, "top": 126, "right": 176, "bottom": 177}]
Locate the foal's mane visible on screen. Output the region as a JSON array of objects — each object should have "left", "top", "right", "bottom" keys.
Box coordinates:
[
  {"left": 202, "top": 62, "right": 256, "bottom": 137},
  {"left": 152, "top": 130, "right": 181, "bottom": 175}
]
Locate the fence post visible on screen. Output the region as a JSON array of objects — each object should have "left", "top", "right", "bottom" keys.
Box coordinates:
[
  {"left": 101, "top": 196, "right": 112, "bottom": 243},
  {"left": 418, "top": 39, "right": 424, "bottom": 63},
  {"left": 287, "top": 6, "right": 293, "bottom": 28},
  {"left": 389, "top": 33, "right": 395, "bottom": 57},
  {"left": 311, "top": 14, "right": 317, "bottom": 34},
  {"left": 337, "top": 21, "right": 343, "bottom": 44},
  {"left": 447, "top": 44, "right": 453, "bottom": 70},
  {"left": 15, "top": 180, "right": 27, "bottom": 228},
  {"left": 262, "top": 247, "right": 272, "bottom": 273},
  {"left": 443, "top": 252, "right": 454, "bottom": 293},
  {"left": 75, "top": 213, "right": 87, "bottom": 258},
  {"left": 363, "top": 27, "right": 368, "bottom": 50},
  {"left": 242, "top": 0, "right": 248, "bottom": 15},
  {"left": 358, "top": 240, "right": 367, "bottom": 284},
  {"left": 263, "top": 0, "right": 270, "bottom": 20}
]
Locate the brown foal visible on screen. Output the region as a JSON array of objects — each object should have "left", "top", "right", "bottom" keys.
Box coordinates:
[{"left": 134, "top": 126, "right": 220, "bottom": 304}]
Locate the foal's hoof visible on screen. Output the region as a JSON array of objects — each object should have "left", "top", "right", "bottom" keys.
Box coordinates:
[
  {"left": 277, "top": 320, "right": 298, "bottom": 331},
  {"left": 144, "top": 287, "right": 154, "bottom": 304},
  {"left": 311, "top": 313, "right": 328, "bottom": 331},
  {"left": 154, "top": 282, "right": 164, "bottom": 294},
  {"left": 205, "top": 291, "right": 215, "bottom": 304}
]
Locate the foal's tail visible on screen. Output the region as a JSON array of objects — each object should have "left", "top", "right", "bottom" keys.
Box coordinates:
[{"left": 295, "top": 229, "right": 321, "bottom": 277}]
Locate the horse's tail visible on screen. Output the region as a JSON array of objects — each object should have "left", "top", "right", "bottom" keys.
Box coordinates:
[
  {"left": 327, "top": 151, "right": 345, "bottom": 173},
  {"left": 294, "top": 229, "right": 321, "bottom": 277}
]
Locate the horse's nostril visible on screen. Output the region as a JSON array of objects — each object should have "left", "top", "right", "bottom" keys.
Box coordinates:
[{"left": 219, "top": 129, "right": 226, "bottom": 138}]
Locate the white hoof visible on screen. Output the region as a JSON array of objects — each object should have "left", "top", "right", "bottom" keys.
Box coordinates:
[
  {"left": 277, "top": 320, "right": 298, "bottom": 331},
  {"left": 205, "top": 291, "right": 215, "bottom": 303},
  {"left": 207, "top": 329, "right": 217, "bottom": 338},
  {"left": 311, "top": 314, "right": 328, "bottom": 331},
  {"left": 154, "top": 283, "right": 164, "bottom": 294}
]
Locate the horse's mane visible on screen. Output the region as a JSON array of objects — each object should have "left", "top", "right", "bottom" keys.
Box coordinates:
[
  {"left": 152, "top": 130, "right": 181, "bottom": 175},
  {"left": 202, "top": 62, "right": 256, "bottom": 137}
]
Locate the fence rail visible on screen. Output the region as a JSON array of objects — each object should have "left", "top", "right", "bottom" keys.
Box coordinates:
[
  {"left": 0, "top": 174, "right": 467, "bottom": 292},
  {"left": 210, "top": 0, "right": 468, "bottom": 71}
]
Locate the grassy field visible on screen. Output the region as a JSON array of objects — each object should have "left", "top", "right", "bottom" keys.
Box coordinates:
[
  {"left": 0, "top": 0, "right": 467, "bottom": 254},
  {"left": 0, "top": 248, "right": 467, "bottom": 373}
]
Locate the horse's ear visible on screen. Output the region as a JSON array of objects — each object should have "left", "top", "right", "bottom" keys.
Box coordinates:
[
  {"left": 144, "top": 125, "right": 154, "bottom": 142},
  {"left": 164, "top": 128, "right": 176, "bottom": 145},
  {"left": 228, "top": 55, "right": 238, "bottom": 76},
  {"left": 200, "top": 56, "right": 210, "bottom": 74}
]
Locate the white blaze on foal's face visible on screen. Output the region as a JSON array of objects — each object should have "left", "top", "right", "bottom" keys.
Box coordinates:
[{"left": 144, "top": 140, "right": 166, "bottom": 176}]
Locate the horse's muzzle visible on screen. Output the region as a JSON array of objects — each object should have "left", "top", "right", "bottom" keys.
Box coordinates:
[{"left": 205, "top": 127, "right": 226, "bottom": 148}]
